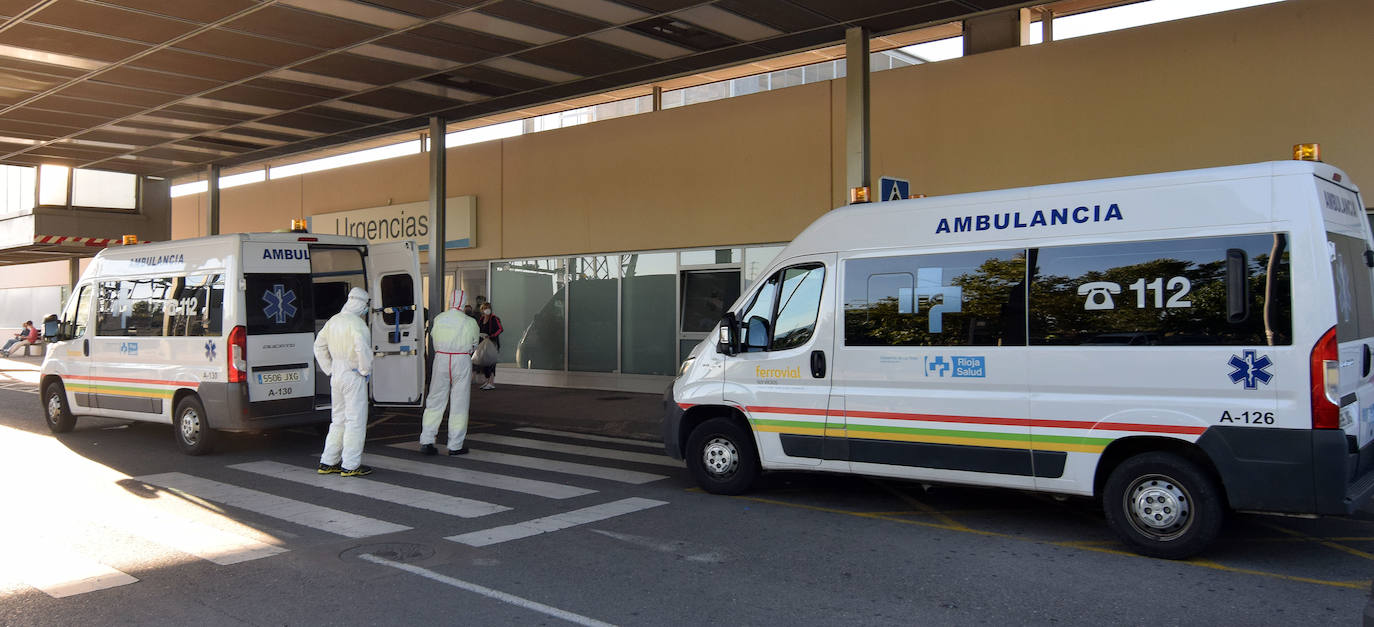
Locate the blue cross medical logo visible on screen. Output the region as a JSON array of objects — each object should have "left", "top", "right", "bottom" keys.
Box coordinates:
[
  {"left": 1227, "top": 350, "right": 1274, "bottom": 390},
  {"left": 262, "top": 284, "right": 298, "bottom": 324},
  {"left": 925, "top": 356, "right": 951, "bottom": 377},
  {"left": 204, "top": 340, "right": 216, "bottom": 362}
]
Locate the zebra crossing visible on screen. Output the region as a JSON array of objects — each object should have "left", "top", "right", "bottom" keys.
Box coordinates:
[{"left": 2, "top": 427, "right": 674, "bottom": 600}]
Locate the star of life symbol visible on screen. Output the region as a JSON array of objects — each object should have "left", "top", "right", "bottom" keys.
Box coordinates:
[
  {"left": 1227, "top": 350, "right": 1273, "bottom": 390},
  {"left": 204, "top": 340, "right": 216, "bottom": 362},
  {"left": 262, "top": 284, "right": 298, "bottom": 324},
  {"left": 925, "top": 355, "right": 951, "bottom": 377}
]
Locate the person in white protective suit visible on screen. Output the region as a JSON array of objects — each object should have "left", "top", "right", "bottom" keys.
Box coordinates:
[
  {"left": 419, "top": 288, "right": 481, "bottom": 456},
  {"left": 314, "top": 287, "right": 375, "bottom": 477}
]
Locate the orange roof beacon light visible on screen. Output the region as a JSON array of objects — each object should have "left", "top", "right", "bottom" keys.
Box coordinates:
[
  {"left": 1293, "top": 143, "right": 1321, "bottom": 162},
  {"left": 849, "top": 186, "right": 871, "bottom": 204},
  {"left": 290, "top": 219, "right": 308, "bottom": 233},
  {"left": 121, "top": 234, "right": 138, "bottom": 245}
]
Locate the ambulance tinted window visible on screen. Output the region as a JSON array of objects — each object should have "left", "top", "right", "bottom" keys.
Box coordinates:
[
  {"left": 95, "top": 277, "right": 174, "bottom": 336},
  {"left": 246, "top": 274, "right": 314, "bottom": 335},
  {"left": 1029, "top": 234, "right": 1291, "bottom": 346},
  {"left": 1327, "top": 233, "right": 1374, "bottom": 341},
  {"left": 380, "top": 273, "right": 414, "bottom": 325},
  {"left": 844, "top": 250, "right": 1027, "bottom": 347},
  {"left": 168, "top": 274, "right": 224, "bottom": 337}
]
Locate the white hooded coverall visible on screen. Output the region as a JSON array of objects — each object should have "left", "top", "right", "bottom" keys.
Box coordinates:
[
  {"left": 420, "top": 289, "right": 480, "bottom": 451},
  {"left": 314, "top": 287, "right": 373, "bottom": 470}
]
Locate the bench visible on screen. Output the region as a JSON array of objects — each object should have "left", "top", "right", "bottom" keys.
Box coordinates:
[{"left": 21, "top": 341, "right": 45, "bottom": 357}]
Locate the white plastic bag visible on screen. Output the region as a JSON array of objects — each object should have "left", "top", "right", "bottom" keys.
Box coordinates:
[{"left": 472, "top": 338, "right": 499, "bottom": 367}]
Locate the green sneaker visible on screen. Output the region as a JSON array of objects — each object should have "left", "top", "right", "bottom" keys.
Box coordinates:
[
  {"left": 341, "top": 465, "right": 374, "bottom": 477},
  {"left": 317, "top": 463, "right": 343, "bottom": 475}
]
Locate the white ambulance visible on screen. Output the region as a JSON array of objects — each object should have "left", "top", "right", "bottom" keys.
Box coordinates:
[
  {"left": 665, "top": 151, "right": 1374, "bottom": 558},
  {"left": 39, "top": 232, "right": 425, "bottom": 455}
]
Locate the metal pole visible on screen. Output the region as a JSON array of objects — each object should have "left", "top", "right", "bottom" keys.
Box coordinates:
[
  {"left": 652, "top": 86, "right": 662, "bottom": 112},
  {"left": 427, "top": 117, "right": 447, "bottom": 324},
  {"left": 206, "top": 164, "right": 220, "bottom": 236},
  {"left": 845, "top": 27, "right": 871, "bottom": 196}
]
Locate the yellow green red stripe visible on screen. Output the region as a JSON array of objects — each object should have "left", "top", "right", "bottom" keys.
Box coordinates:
[{"left": 750, "top": 418, "right": 1113, "bottom": 454}]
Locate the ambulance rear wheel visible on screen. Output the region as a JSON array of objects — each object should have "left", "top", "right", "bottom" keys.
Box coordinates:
[
  {"left": 686, "top": 417, "right": 759, "bottom": 495},
  {"left": 174, "top": 395, "right": 215, "bottom": 456},
  {"left": 43, "top": 381, "right": 76, "bottom": 433},
  {"left": 1103, "top": 451, "right": 1223, "bottom": 560}
]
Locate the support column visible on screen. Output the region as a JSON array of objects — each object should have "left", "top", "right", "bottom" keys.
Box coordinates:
[
  {"left": 845, "top": 27, "right": 871, "bottom": 199},
  {"left": 206, "top": 164, "right": 220, "bottom": 236},
  {"left": 68, "top": 258, "right": 79, "bottom": 290},
  {"left": 1041, "top": 7, "right": 1054, "bottom": 43},
  {"left": 427, "top": 116, "right": 447, "bottom": 324},
  {"left": 652, "top": 86, "right": 662, "bottom": 111}
]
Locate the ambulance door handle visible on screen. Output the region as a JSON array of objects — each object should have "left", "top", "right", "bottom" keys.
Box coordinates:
[
  {"left": 1363, "top": 344, "right": 1371, "bottom": 378},
  {"left": 811, "top": 350, "right": 826, "bottom": 379},
  {"left": 82, "top": 339, "right": 88, "bottom": 357}
]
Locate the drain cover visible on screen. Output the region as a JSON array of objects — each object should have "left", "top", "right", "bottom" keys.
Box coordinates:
[{"left": 342, "top": 542, "right": 434, "bottom": 563}]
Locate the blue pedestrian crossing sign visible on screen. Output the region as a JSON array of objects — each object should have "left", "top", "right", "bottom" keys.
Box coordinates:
[{"left": 879, "top": 176, "right": 910, "bottom": 202}]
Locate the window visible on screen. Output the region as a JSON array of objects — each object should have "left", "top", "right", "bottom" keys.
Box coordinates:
[
  {"left": 61, "top": 285, "right": 92, "bottom": 339},
  {"left": 739, "top": 271, "right": 779, "bottom": 352},
  {"left": 245, "top": 274, "right": 314, "bottom": 335},
  {"left": 1328, "top": 232, "right": 1374, "bottom": 342},
  {"left": 771, "top": 264, "right": 825, "bottom": 351},
  {"left": 167, "top": 274, "right": 224, "bottom": 337},
  {"left": 1029, "top": 234, "right": 1291, "bottom": 346},
  {"left": 680, "top": 270, "right": 740, "bottom": 333},
  {"left": 845, "top": 250, "right": 1026, "bottom": 347},
  {"left": 72, "top": 169, "right": 137, "bottom": 210},
  {"left": 96, "top": 277, "right": 175, "bottom": 337},
  {"left": 380, "top": 273, "right": 415, "bottom": 325}
]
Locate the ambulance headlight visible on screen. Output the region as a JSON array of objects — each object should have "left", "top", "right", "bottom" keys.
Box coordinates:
[{"left": 677, "top": 356, "right": 696, "bottom": 377}]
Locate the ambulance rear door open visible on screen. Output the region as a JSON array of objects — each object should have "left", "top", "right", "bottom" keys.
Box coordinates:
[{"left": 367, "top": 240, "right": 424, "bottom": 406}]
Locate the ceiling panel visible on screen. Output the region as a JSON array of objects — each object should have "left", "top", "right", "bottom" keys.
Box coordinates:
[
  {"left": 27, "top": 1, "right": 197, "bottom": 44},
  {"left": 364, "top": 0, "right": 477, "bottom": 19},
  {"left": 294, "top": 53, "right": 432, "bottom": 86},
  {"left": 202, "top": 83, "right": 332, "bottom": 111},
  {"left": 175, "top": 30, "right": 322, "bottom": 67},
  {"left": 410, "top": 23, "right": 526, "bottom": 56},
  {"left": 75, "top": 129, "right": 172, "bottom": 147},
  {"left": 224, "top": 6, "right": 387, "bottom": 50},
  {"left": 130, "top": 49, "right": 268, "bottom": 83},
  {"left": 346, "top": 88, "right": 458, "bottom": 115},
  {"left": 90, "top": 0, "right": 263, "bottom": 24},
  {"left": 0, "top": 23, "right": 147, "bottom": 62},
  {"left": 57, "top": 82, "right": 183, "bottom": 108},
  {"left": 481, "top": 1, "right": 607, "bottom": 35},
  {"left": 376, "top": 31, "right": 498, "bottom": 64},
  {"left": 2, "top": 107, "right": 112, "bottom": 129},
  {"left": 515, "top": 38, "right": 652, "bottom": 76},
  {"left": 714, "top": 0, "right": 831, "bottom": 32},
  {"left": 99, "top": 66, "right": 226, "bottom": 95}
]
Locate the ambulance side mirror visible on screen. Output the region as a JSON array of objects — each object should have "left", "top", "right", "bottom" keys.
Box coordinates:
[{"left": 718, "top": 312, "right": 740, "bottom": 356}]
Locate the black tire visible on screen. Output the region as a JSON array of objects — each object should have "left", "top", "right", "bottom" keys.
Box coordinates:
[
  {"left": 685, "top": 417, "right": 760, "bottom": 495},
  {"left": 1103, "top": 451, "right": 1224, "bottom": 559},
  {"left": 42, "top": 380, "right": 76, "bottom": 433},
  {"left": 173, "top": 395, "right": 215, "bottom": 455}
]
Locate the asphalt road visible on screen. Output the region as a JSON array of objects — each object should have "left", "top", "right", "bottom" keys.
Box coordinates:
[{"left": 2, "top": 380, "right": 1373, "bottom": 626}]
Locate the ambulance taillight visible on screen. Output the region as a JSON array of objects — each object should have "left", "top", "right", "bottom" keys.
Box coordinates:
[
  {"left": 227, "top": 325, "right": 248, "bottom": 383},
  {"left": 1310, "top": 325, "right": 1340, "bottom": 428}
]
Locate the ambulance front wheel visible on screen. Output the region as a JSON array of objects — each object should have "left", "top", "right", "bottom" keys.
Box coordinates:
[
  {"left": 43, "top": 380, "right": 76, "bottom": 433},
  {"left": 174, "top": 395, "right": 216, "bottom": 456},
  {"left": 1103, "top": 451, "right": 1224, "bottom": 560},
  {"left": 686, "top": 417, "right": 759, "bottom": 495}
]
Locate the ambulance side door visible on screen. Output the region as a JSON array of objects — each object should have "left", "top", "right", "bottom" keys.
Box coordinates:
[{"left": 367, "top": 241, "right": 424, "bottom": 405}]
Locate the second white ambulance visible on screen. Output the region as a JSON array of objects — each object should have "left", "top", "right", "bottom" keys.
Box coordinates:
[{"left": 665, "top": 151, "right": 1374, "bottom": 558}]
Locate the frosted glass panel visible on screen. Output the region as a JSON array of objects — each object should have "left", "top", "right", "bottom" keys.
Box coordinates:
[
  {"left": 38, "top": 164, "right": 68, "bottom": 206},
  {"left": 492, "top": 259, "right": 564, "bottom": 369},
  {"left": 568, "top": 256, "right": 617, "bottom": 372},
  {"left": 72, "top": 169, "right": 137, "bottom": 209}
]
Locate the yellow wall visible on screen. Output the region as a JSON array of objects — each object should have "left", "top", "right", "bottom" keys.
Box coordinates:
[{"left": 165, "top": 0, "right": 1370, "bottom": 265}]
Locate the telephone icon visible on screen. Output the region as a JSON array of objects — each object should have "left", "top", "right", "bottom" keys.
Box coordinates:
[{"left": 1077, "top": 281, "right": 1121, "bottom": 310}]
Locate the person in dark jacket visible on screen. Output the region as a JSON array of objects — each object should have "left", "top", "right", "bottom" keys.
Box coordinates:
[{"left": 476, "top": 303, "right": 502, "bottom": 390}]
